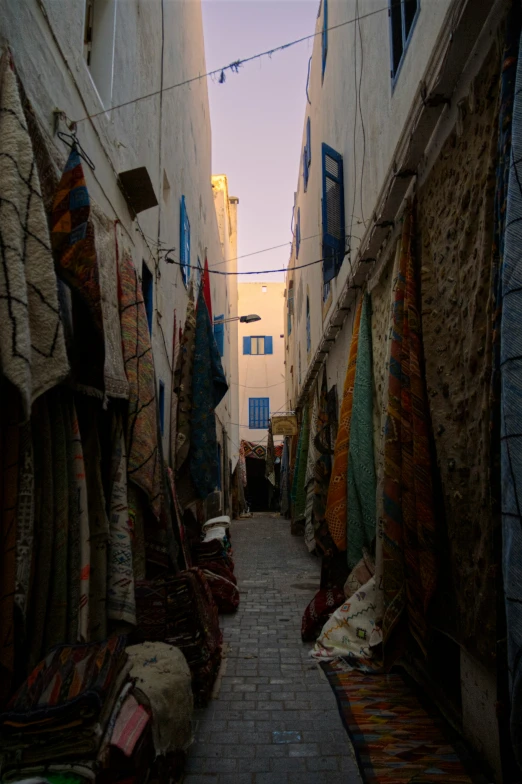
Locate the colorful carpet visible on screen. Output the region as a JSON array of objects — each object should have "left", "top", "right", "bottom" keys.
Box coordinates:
[{"left": 321, "top": 661, "right": 474, "bottom": 783}]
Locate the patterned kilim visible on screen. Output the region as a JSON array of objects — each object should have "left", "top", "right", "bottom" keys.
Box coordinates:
[
  {"left": 382, "top": 205, "right": 437, "bottom": 657},
  {"left": 242, "top": 441, "right": 267, "bottom": 460},
  {"left": 322, "top": 662, "right": 473, "bottom": 783},
  {"left": 325, "top": 299, "right": 363, "bottom": 550},
  {"left": 119, "top": 253, "right": 161, "bottom": 518},
  {"left": 51, "top": 146, "right": 105, "bottom": 397}
]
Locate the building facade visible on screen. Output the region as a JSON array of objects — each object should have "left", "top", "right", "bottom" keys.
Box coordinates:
[
  {"left": 0, "top": 0, "right": 239, "bottom": 501},
  {"left": 284, "top": 0, "right": 516, "bottom": 779}
]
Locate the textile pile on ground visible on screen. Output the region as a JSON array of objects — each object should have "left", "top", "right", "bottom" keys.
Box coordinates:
[
  {"left": 191, "top": 516, "right": 240, "bottom": 613},
  {"left": 135, "top": 568, "right": 222, "bottom": 706},
  {"left": 0, "top": 636, "right": 146, "bottom": 782}
]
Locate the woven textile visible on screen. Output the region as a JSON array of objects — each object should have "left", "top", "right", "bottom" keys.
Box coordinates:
[
  {"left": 52, "top": 146, "right": 105, "bottom": 398},
  {"left": 291, "top": 403, "right": 310, "bottom": 522},
  {"left": 280, "top": 438, "right": 290, "bottom": 515},
  {"left": 14, "top": 422, "right": 34, "bottom": 630},
  {"left": 312, "top": 371, "right": 335, "bottom": 555},
  {"left": 0, "top": 52, "right": 68, "bottom": 419},
  {"left": 501, "top": 21, "right": 522, "bottom": 765},
  {"left": 107, "top": 412, "right": 136, "bottom": 626},
  {"left": 174, "top": 295, "right": 196, "bottom": 471},
  {"left": 201, "top": 258, "right": 213, "bottom": 323},
  {"left": 0, "top": 394, "right": 20, "bottom": 704},
  {"left": 28, "top": 394, "right": 54, "bottom": 668},
  {"left": 418, "top": 47, "right": 499, "bottom": 664},
  {"left": 68, "top": 397, "right": 90, "bottom": 641},
  {"left": 91, "top": 203, "right": 129, "bottom": 400},
  {"left": 190, "top": 288, "right": 228, "bottom": 499},
  {"left": 45, "top": 389, "right": 70, "bottom": 653},
  {"left": 1, "top": 635, "right": 127, "bottom": 729},
  {"left": 301, "top": 587, "right": 345, "bottom": 642},
  {"left": 77, "top": 398, "right": 109, "bottom": 643},
  {"left": 347, "top": 293, "right": 376, "bottom": 570},
  {"left": 127, "top": 641, "right": 193, "bottom": 755},
  {"left": 242, "top": 441, "right": 266, "bottom": 460},
  {"left": 265, "top": 429, "right": 276, "bottom": 486},
  {"left": 325, "top": 299, "right": 363, "bottom": 550},
  {"left": 110, "top": 693, "right": 150, "bottom": 758},
  {"left": 119, "top": 253, "right": 161, "bottom": 518},
  {"left": 322, "top": 662, "right": 473, "bottom": 783},
  {"left": 64, "top": 393, "right": 81, "bottom": 645},
  {"left": 382, "top": 205, "right": 437, "bottom": 656}
]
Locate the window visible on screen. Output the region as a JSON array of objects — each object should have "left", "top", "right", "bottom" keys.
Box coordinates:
[
  {"left": 322, "top": 143, "right": 345, "bottom": 286},
  {"left": 214, "top": 314, "right": 225, "bottom": 357},
  {"left": 296, "top": 208, "right": 301, "bottom": 258},
  {"left": 158, "top": 380, "right": 165, "bottom": 436},
  {"left": 322, "top": 0, "right": 328, "bottom": 79},
  {"left": 83, "top": 0, "right": 117, "bottom": 107},
  {"left": 389, "top": 0, "right": 420, "bottom": 83},
  {"left": 142, "top": 261, "right": 153, "bottom": 335},
  {"left": 287, "top": 280, "right": 294, "bottom": 335},
  {"left": 306, "top": 295, "right": 311, "bottom": 353},
  {"left": 303, "top": 117, "right": 311, "bottom": 191},
  {"left": 249, "top": 398, "right": 270, "bottom": 429},
  {"left": 180, "top": 195, "right": 190, "bottom": 285},
  {"left": 243, "top": 336, "right": 273, "bottom": 355}
]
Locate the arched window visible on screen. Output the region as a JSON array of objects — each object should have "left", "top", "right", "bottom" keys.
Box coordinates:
[{"left": 306, "top": 295, "right": 311, "bottom": 354}]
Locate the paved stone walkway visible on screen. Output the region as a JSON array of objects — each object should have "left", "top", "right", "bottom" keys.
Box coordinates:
[{"left": 184, "top": 514, "right": 362, "bottom": 784}]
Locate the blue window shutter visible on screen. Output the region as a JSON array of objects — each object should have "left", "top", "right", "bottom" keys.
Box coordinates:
[
  {"left": 322, "top": 143, "right": 345, "bottom": 284},
  {"left": 306, "top": 117, "right": 311, "bottom": 167},
  {"left": 180, "top": 196, "right": 190, "bottom": 284},
  {"left": 322, "top": 0, "right": 328, "bottom": 77},
  {"left": 158, "top": 380, "right": 165, "bottom": 435},
  {"left": 243, "top": 337, "right": 251, "bottom": 355},
  {"left": 265, "top": 336, "right": 273, "bottom": 355},
  {"left": 214, "top": 315, "right": 225, "bottom": 357},
  {"left": 303, "top": 147, "right": 308, "bottom": 191},
  {"left": 296, "top": 208, "right": 301, "bottom": 258},
  {"left": 249, "top": 397, "right": 269, "bottom": 428}
]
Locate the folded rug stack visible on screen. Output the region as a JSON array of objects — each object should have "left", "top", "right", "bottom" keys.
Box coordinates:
[
  {"left": 192, "top": 517, "right": 239, "bottom": 614},
  {"left": 0, "top": 636, "right": 150, "bottom": 782},
  {"left": 135, "top": 568, "right": 222, "bottom": 706}
]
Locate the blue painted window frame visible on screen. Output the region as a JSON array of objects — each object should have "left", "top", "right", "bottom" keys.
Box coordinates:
[
  {"left": 158, "top": 380, "right": 165, "bottom": 435},
  {"left": 244, "top": 336, "right": 272, "bottom": 355},
  {"left": 296, "top": 208, "right": 301, "bottom": 259},
  {"left": 303, "top": 117, "right": 311, "bottom": 191},
  {"left": 249, "top": 397, "right": 270, "bottom": 429},
  {"left": 321, "top": 143, "right": 345, "bottom": 286},
  {"left": 142, "top": 261, "right": 153, "bottom": 335},
  {"left": 322, "top": 0, "right": 328, "bottom": 80},
  {"left": 214, "top": 314, "right": 225, "bottom": 357},
  {"left": 389, "top": 0, "right": 420, "bottom": 88},
  {"left": 180, "top": 195, "right": 190, "bottom": 285}
]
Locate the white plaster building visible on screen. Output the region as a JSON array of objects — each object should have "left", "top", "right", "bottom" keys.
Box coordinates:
[
  {"left": 238, "top": 282, "right": 286, "bottom": 447},
  {"left": 285, "top": 0, "right": 510, "bottom": 777},
  {"left": 0, "top": 0, "right": 239, "bottom": 504}
]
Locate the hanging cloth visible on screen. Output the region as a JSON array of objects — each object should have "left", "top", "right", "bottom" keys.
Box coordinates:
[
  {"left": 0, "top": 51, "right": 68, "bottom": 420},
  {"left": 119, "top": 253, "right": 162, "bottom": 518},
  {"left": 265, "top": 428, "right": 276, "bottom": 487},
  {"left": 382, "top": 203, "right": 437, "bottom": 657},
  {"left": 291, "top": 403, "right": 310, "bottom": 522},
  {"left": 189, "top": 287, "right": 228, "bottom": 499},
  {"left": 325, "top": 299, "right": 363, "bottom": 551},
  {"left": 202, "top": 257, "right": 213, "bottom": 322},
  {"left": 174, "top": 294, "right": 197, "bottom": 472},
  {"left": 51, "top": 146, "right": 105, "bottom": 399},
  {"left": 347, "top": 293, "right": 376, "bottom": 570},
  {"left": 312, "top": 370, "right": 335, "bottom": 554},
  {"left": 501, "top": 17, "right": 522, "bottom": 766}
]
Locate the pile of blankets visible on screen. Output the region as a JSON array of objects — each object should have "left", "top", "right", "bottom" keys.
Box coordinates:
[
  {"left": 192, "top": 519, "right": 239, "bottom": 613},
  {"left": 135, "top": 568, "right": 222, "bottom": 706}
]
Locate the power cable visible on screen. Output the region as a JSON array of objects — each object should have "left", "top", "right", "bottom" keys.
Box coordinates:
[{"left": 73, "top": 4, "right": 394, "bottom": 124}]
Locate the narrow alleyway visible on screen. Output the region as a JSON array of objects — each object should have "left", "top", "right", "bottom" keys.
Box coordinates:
[{"left": 185, "top": 514, "right": 362, "bottom": 784}]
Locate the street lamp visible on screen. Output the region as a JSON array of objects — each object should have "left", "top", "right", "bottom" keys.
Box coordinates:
[{"left": 213, "top": 314, "right": 261, "bottom": 324}]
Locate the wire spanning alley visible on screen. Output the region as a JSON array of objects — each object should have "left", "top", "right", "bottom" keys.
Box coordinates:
[{"left": 73, "top": 3, "right": 393, "bottom": 124}]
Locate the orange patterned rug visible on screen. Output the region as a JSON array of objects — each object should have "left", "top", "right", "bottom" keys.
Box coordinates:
[{"left": 322, "top": 660, "right": 477, "bottom": 783}]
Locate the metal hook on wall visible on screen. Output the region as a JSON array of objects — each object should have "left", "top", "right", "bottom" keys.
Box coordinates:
[{"left": 57, "top": 129, "right": 96, "bottom": 171}]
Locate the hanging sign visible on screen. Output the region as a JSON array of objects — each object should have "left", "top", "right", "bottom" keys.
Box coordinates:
[{"left": 271, "top": 414, "right": 298, "bottom": 436}]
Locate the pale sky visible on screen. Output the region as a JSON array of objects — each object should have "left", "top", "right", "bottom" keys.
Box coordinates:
[{"left": 202, "top": 0, "right": 319, "bottom": 281}]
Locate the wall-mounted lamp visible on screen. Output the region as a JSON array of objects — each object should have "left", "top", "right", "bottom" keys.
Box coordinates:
[{"left": 213, "top": 314, "right": 261, "bottom": 324}]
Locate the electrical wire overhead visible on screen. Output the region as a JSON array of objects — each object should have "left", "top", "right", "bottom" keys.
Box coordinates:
[{"left": 73, "top": 4, "right": 393, "bottom": 124}]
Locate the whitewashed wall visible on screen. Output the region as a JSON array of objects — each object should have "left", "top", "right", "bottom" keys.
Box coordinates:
[{"left": 0, "top": 0, "right": 238, "bottom": 484}]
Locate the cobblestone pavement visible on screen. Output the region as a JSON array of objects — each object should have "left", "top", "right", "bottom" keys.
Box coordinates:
[{"left": 184, "top": 514, "right": 362, "bottom": 784}]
